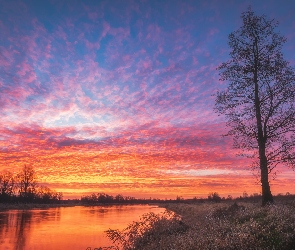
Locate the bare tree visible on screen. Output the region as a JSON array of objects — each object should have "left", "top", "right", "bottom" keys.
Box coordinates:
[
  {"left": 17, "top": 165, "right": 37, "bottom": 200},
  {"left": 57, "top": 192, "right": 63, "bottom": 201},
  {"left": 0, "top": 171, "right": 15, "bottom": 201},
  {"left": 215, "top": 8, "right": 295, "bottom": 205}
]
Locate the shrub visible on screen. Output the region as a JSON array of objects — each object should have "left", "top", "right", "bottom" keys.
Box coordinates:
[
  {"left": 208, "top": 192, "right": 222, "bottom": 202},
  {"left": 106, "top": 210, "right": 189, "bottom": 250}
]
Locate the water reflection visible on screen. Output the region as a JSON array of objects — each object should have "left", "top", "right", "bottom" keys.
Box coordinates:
[
  {"left": 0, "top": 208, "right": 61, "bottom": 250},
  {"left": 15, "top": 211, "right": 32, "bottom": 250},
  {"left": 0, "top": 205, "right": 165, "bottom": 250}
]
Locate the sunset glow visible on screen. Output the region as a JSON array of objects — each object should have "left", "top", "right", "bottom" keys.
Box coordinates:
[{"left": 1, "top": 0, "right": 295, "bottom": 199}]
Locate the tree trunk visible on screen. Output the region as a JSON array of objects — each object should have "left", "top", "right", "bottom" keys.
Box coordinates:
[
  {"left": 253, "top": 38, "right": 273, "bottom": 206},
  {"left": 259, "top": 144, "right": 273, "bottom": 206}
]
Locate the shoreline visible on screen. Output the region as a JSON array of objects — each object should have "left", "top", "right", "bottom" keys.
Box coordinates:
[
  {"left": 0, "top": 203, "right": 79, "bottom": 211},
  {"left": 0, "top": 202, "right": 164, "bottom": 211}
]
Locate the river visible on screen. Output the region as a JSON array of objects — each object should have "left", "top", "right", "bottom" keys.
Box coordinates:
[{"left": 0, "top": 205, "right": 166, "bottom": 250}]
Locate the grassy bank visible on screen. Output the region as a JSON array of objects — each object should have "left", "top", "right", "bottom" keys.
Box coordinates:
[{"left": 106, "top": 201, "right": 295, "bottom": 250}]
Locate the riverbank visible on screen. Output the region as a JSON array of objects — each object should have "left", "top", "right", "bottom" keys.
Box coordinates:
[
  {"left": 106, "top": 201, "right": 295, "bottom": 249},
  {"left": 0, "top": 202, "right": 162, "bottom": 211},
  {"left": 0, "top": 202, "right": 79, "bottom": 211}
]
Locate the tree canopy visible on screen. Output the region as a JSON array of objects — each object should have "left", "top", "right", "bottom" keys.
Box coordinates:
[{"left": 215, "top": 8, "right": 295, "bottom": 205}]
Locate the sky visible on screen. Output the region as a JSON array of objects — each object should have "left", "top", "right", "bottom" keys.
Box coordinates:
[{"left": 1, "top": 0, "right": 295, "bottom": 199}]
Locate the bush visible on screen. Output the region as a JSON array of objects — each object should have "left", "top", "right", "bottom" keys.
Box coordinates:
[
  {"left": 106, "top": 210, "right": 189, "bottom": 250},
  {"left": 208, "top": 192, "right": 222, "bottom": 202}
]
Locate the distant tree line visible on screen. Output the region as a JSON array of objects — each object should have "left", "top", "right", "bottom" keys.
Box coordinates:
[
  {"left": 81, "top": 193, "right": 141, "bottom": 204},
  {"left": 207, "top": 191, "right": 295, "bottom": 203},
  {"left": 81, "top": 191, "right": 294, "bottom": 205},
  {"left": 0, "top": 165, "right": 63, "bottom": 203},
  {"left": 81, "top": 193, "right": 185, "bottom": 205},
  {"left": 80, "top": 192, "right": 224, "bottom": 205}
]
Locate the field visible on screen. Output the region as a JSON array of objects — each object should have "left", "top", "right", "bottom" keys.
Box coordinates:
[{"left": 106, "top": 199, "right": 295, "bottom": 250}]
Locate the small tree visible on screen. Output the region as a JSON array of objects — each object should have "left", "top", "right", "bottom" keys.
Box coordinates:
[
  {"left": 215, "top": 8, "right": 295, "bottom": 205},
  {"left": 0, "top": 171, "right": 15, "bottom": 201},
  {"left": 115, "top": 194, "right": 125, "bottom": 202},
  {"left": 17, "top": 165, "right": 37, "bottom": 201},
  {"left": 36, "top": 186, "right": 53, "bottom": 202},
  {"left": 57, "top": 192, "right": 63, "bottom": 201},
  {"left": 208, "top": 192, "right": 221, "bottom": 202},
  {"left": 243, "top": 191, "right": 249, "bottom": 198},
  {"left": 226, "top": 195, "right": 233, "bottom": 200}
]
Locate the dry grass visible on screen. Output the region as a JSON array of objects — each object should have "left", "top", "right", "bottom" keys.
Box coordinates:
[{"left": 106, "top": 201, "right": 295, "bottom": 250}]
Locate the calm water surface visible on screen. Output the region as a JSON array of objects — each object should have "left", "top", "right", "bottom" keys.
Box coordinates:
[{"left": 0, "top": 205, "right": 166, "bottom": 250}]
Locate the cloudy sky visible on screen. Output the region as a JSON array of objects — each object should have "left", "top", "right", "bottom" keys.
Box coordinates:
[{"left": 1, "top": 0, "right": 295, "bottom": 199}]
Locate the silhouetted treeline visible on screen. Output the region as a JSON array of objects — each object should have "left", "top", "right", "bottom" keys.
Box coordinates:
[
  {"left": 0, "top": 165, "right": 63, "bottom": 203},
  {"left": 80, "top": 193, "right": 225, "bottom": 205},
  {"left": 207, "top": 191, "right": 295, "bottom": 203},
  {"left": 81, "top": 191, "right": 295, "bottom": 205},
  {"left": 80, "top": 193, "right": 191, "bottom": 205},
  {"left": 81, "top": 193, "right": 147, "bottom": 204}
]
